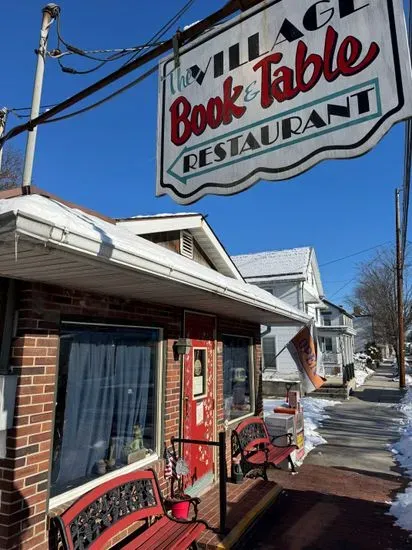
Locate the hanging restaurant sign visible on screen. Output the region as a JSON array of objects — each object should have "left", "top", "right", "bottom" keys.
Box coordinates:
[{"left": 156, "top": 0, "right": 412, "bottom": 204}]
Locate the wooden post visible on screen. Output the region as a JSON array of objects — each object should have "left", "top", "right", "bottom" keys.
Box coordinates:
[{"left": 395, "top": 188, "right": 406, "bottom": 389}]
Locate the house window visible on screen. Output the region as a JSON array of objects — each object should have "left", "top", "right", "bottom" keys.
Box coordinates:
[
  {"left": 223, "top": 335, "right": 254, "bottom": 422},
  {"left": 323, "top": 318, "right": 331, "bottom": 326},
  {"left": 51, "top": 325, "right": 160, "bottom": 497},
  {"left": 321, "top": 337, "right": 333, "bottom": 352},
  {"left": 262, "top": 337, "right": 277, "bottom": 370}
]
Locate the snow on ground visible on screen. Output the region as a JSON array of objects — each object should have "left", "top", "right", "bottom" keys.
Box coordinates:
[
  {"left": 264, "top": 397, "right": 340, "bottom": 459},
  {"left": 392, "top": 374, "right": 412, "bottom": 386},
  {"left": 355, "top": 366, "right": 374, "bottom": 388},
  {"left": 389, "top": 387, "right": 412, "bottom": 533}
]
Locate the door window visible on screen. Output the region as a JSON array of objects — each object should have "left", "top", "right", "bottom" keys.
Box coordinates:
[
  {"left": 223, "top": 335, "right": 254, "bottom": 422},
  {"left": 193, "top": 348, "right": 207, "bottom": 398}
]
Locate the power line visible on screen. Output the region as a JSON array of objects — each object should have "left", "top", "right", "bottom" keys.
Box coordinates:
[
  {"left": 329, "top": 277, "right": 357, "bottom": 299},
  {"left": 319, "top": 242, "right": 391, "bottom": 267},
  {"left": 52, "top": 0, "right": 197, "bottom": 75},
  {"left": 0, "top": 0, "right": 245, "bottom": 149},
  {"left": 42, "top": 65, "right": 158, "bottom": 124}
]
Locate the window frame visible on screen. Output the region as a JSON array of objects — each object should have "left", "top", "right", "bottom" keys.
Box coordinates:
[
  {"left": 49, "top": 321, "right": 164, "bottom": 510},
  {"left": 192, "top": 346, "right": 208, "bottom": 400},
  {"left": 262, "top": 336, "right": 277, "bottom": 371},
  {"left": 222, "top": 333, "right": 255, "bottom": 427}
]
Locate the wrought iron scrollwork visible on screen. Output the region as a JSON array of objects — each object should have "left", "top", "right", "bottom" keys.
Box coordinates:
[
  {"left": 69, "top": 479, "right": 156, "bottom": 550},
  {"left": 237, "top": 422, "right": 265, "bottom": 449}
]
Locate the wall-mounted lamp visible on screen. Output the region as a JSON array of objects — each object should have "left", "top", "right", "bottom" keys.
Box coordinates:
[{"left": 173, "top": 338, "right": 192, "bottom": 359}]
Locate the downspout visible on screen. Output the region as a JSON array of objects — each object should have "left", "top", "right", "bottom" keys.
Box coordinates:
[{"left": 0, "top": 279, "right": 18, "bottom": 459}]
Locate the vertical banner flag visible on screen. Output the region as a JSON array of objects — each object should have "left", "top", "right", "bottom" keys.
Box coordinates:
[
  {"left": 157, "top": 0, "right": 412, "bottom": 204},
  {"left": 288, "top": 325, "right": 325, "bottom": 393}
]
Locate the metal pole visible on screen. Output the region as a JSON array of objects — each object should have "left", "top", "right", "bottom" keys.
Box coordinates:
[
  {"left": 218, "top": 431, "right": 227, "bottom": 534},
  {"left": 396, "top": 188, "right": 406, "bottom": 389},
  {"left": 0, "top": 108, "right": 7, "bottom": 172},
  {"left": 21, "top": 4, "right": 60, "bottom": 193}
]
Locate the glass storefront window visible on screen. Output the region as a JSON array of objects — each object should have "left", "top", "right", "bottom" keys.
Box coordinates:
[
  {"left": 223, "top": 335, "right": 253, "bottom": 421},
  {"left": 51, "top": 325, "right": 159, "bottom": 497}
]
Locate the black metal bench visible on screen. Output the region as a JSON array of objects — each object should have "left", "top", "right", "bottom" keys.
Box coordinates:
[{"left": 232, "top": 416, "right": 297, "bottom": 480}]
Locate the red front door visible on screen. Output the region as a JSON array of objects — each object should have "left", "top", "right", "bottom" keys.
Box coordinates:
[{"left": 183, "top": 312, "right": 216, "bottom": 495}]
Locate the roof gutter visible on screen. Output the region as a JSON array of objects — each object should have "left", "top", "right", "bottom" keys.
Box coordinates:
[{"left": 2, "top": 210, "right": 310, "bottom": 325}]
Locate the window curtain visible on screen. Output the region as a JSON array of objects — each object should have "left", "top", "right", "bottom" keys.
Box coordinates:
[
  {"left": 53, "top": 333, "right": 116, "bottom": 486},
  {"left": 111, "top": 339, "right": 153, "bottom": 461},
  {"left": 53, "top": 331, "right": 155, "bottom": 489}
]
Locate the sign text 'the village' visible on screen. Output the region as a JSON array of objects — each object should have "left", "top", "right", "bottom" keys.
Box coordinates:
[{"left": 157, "top": 0, "right": 412, "bottom": 204}]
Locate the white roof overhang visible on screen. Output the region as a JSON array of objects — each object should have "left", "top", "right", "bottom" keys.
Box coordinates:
[
  {"left": 317, "top": 325, "right": 357, "bottom": 336},
  {"left": 117, "top": 215, "right": 243, "bottom": 281},
  {"left": 0, "top": 198, "right": 310, "bottom": 326}
]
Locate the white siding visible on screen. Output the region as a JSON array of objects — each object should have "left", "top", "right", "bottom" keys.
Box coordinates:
[
  {"left": 263, "top": 324, "right": 302, "bottom": 378},
  {"left": 270, "top": 281, "right": 301, "bottom": 310}
]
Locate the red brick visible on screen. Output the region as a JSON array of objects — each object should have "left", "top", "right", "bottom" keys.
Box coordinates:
[
  {"left": 31, "top": 393, "right": 54, "bottom": 405},
  {"left": 13, "top": 465, "right": 38, "bottom": 481},
  {"left": 32, "top": 375, "right": 55, "bottom": 385},
  {"left": 15, "top": 404, "right": 44, "bottom": 417},
  {"left": 30, "top": 413, "right": 51, "bottom": 424},
  {"left": 17, "top": 385, "right": 43, "bottom": 396},
  {"left": 34, "top": 357, "right": 56, "bottom": 366},
  {"left": 26, "top": 451, "right": 50, "bottom": 466},
  {"left": 28, "top": 432, "right": 51, "bottom": 444}
]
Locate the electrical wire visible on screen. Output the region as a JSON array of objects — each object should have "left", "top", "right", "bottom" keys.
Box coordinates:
[
  {"left": 121, "top": 0, "right": 197, "bottom": 67},
  {"left": 52, "top": 0, "right": 197, "bottom": 75},
  {"left": 319, "top": 242, "right": 391, "bottom": 267},
  {"left": 42, "top": 65, "right": 158, "bottom": 124},
  {"left": 329, "top": 277, "right": 357, "bottom": 299}
]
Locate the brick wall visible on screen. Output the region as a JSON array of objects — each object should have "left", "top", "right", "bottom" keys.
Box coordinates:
[{"left": 0, "top": 280, "right": 261, "bottom": 549}]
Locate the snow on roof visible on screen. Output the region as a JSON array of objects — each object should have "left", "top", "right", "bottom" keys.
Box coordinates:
[
  {"left": 119, "top": 212, "right": 200, "bottom": 221},
  {"left": 233, "top": 247, "right": 312, "bottom": 280},
  {"left": 0, "top": 195, "right": 310, "bottom": 325}
]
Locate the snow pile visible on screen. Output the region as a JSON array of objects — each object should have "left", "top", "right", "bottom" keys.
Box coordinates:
[
  {"left": 301, "top": 397, "right": 340, "bottom": 455},
  {"left": 389, "top": 387, "right": 412, "bottom": 532},
  {"left": 355, "top": 366, "right": 374, "bottom": 388},
  {"left": 263, "top": 397, "right": 340, "bottom": 458},
  {"left": 354, "top": 352, "right": 372, "bottom": 363}
]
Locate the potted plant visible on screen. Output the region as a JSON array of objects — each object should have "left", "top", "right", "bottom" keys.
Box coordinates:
[{"left": 163, "top": 445, "right": 194, "bottom": 520}]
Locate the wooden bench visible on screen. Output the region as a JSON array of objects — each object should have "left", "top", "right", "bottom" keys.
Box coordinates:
[
  {"left": 51, "top": 469, "right": 207, "bottom": 550},
  {"left": 232, "top": 416, "right": 297, "bottom": 481}
]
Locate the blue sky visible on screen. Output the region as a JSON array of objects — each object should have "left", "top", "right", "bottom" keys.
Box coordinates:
[{"left": 2, "top": 1, "right": 408, "bottom": 306}]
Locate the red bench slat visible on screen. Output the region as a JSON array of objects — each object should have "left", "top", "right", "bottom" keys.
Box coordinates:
[{"left": 121, "top": 516, "right": 206, "bottom": 550}]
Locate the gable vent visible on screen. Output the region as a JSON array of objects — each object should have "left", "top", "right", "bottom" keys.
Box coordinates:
[{"left": 180, "top": 231, "right": 194, "bottom": 259}]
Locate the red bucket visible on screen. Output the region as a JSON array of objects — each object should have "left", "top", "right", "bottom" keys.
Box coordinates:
[{"left": 170, "top": 499, "right": 190, "bottom": 519}]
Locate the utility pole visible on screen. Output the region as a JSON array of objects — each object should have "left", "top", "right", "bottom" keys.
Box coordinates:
[
  {"left": 0, "top": 108, "right": 7, "bottom": 172},
  {"left": 21, "top": 3, "right": 60, "bottom": 194},
  {"left": 395, "top": 188, "right": 406, "bottom": 389}
]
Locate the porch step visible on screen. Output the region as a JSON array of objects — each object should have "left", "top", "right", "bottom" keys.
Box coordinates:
[
  {"left": 311, "top": 386, "right": 350, "bottom": 400},
  {"left": 196, "top": 479, "right": 283, "bottom": 549}
]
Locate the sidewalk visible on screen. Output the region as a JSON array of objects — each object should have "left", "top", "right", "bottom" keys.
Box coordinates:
[{"left": 238, "top": 363, "right": 412, "bottom": 549}]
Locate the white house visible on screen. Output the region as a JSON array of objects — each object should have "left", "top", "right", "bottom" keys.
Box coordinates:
[
  {"left": 353, "top": 314, "right": 374, "bottom": 353},
  {"left": 233, "top": 247, "right": 325, "bottom": 382},
  {"left": 318, "top": 300, "right": 356, "bottom": 377}
]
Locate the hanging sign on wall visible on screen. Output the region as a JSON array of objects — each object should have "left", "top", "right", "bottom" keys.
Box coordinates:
[{"left": 157, "top": 0, "right": 412, "bottom": 204}]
